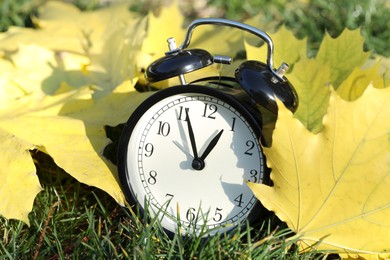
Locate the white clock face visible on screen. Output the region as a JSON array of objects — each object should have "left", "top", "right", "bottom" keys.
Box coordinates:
[{"left": 122, "top": 89, "right": 264, "bottom": 236}]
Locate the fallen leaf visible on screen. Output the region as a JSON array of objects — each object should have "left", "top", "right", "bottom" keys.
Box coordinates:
[
  {"left": 0, "top": 1, "right": 148, "bottom": 223},
  {"left": 316, "top": 29, "right": 370, "bottom": 88},
  {"left": 0, "top": 83, "right": 152, "bottom": 223},
  {"left": 0, "top": 44, "right": 89, "bottom": 101},
  {"left": 337, "top": 61, "right": 385, "bottom": 101},
  {"left": 141, "top": 0, "right": 245, "bottom": 66},
  {"left": 140, "top": 1, "right": 250, "bottom": 88},
  {"left": 0, "top": 2, "right": 139, "bottom": 55},
  {"left": 245, "top": 25, "right": 307, "bottom": 69},
  {"left": 0, "top": 130, "right": 40, "bottom": 225},
  {"left": 0, "top": 2, "right": 146, "bottom": 96},
  {"left": 249, "top": 85, "right": 390, "bottom": 256},
  {"left": 287, "top": 58, "right": 331, "bottom": 133},
  {"left": 141, "top": 0, "right": 185, "bottom": 61}
]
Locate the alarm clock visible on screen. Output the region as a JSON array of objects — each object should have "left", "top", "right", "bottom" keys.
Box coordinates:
[{"left": 117, "top": 18, "right": 298, "bottom": 237}]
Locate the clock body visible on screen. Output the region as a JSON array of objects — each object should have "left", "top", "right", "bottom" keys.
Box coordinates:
[{"left": 118, "top": 84, "right": 266, "bottom": 236}]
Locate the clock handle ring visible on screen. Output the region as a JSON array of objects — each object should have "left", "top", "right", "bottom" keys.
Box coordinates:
[{"left": 166, "top": 18, "right": 287, "bottom": 82}]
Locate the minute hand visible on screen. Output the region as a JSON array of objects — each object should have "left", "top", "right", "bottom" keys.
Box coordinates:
[
  {"left": 185, "top": 108, "right": 199, "bottom": 159},
  {"left": 199, "top": 129, "right": 224, "bottom": 161}
]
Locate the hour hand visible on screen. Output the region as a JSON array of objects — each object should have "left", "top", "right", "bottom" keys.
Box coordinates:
[
  {"left": 191, "top": 129, "right": 224, "bottom": 171},
  {"left": 185, "top": 108, "right": 199, "bottom": 159},
  {"left": 200, "top": 129, "right": 224, "bottom": 161}
]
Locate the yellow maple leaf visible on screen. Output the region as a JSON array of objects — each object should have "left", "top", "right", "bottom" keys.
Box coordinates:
[
  {"left": 0, "top": 44, "right": 89, "bottom": 101},
  {"left": 0, "top": 83, "right": 152, "bottom": 224},
  {"left": 0, "top": 2, "right": 150, "bottom": 224},
  {"left": 316, "top": 29, "right": 370, "bottom": 88},
  {"left": 141, "top": 1, "right": 185, "bottom": 60},
  {"left": 141, "top": 0, "right": 246, "bottom": 64},
  {"left": 245, "top": 25, "right": 307, "bottom": 68},
  {"left": 248, "top": 85, "right": 390, "bottom": 256},
  {"left": 0, "top": 2, "right": 146, "bottom": 96},
  {"left": 337, "top": 61, "right": 386, "bottom": 101},
  {"left": 0, "top": 42, "right": 151, "bottom": 225},
  {"left": 287, "top": 57, "right": 331, "bottom": 133},
  {"left": 0, "top": 2, "right": 140, "bottom": 55},
  {"left": 138, "top": 0, "right": 185, "bottom": 89},
  {"left": 139, "top": 1, "right": 251, "bottom": 88},
  {"left": 0, "top": 130, "right": 41, "bottom": 225}
]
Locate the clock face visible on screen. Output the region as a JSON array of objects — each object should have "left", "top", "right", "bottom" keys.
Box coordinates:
[{"left": 118, "top": 86, "right": 265, "bottom": 236}]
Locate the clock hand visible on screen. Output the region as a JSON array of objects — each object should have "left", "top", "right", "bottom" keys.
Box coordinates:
[
  {"left": 199, "top": 129, "right": 224, "bottom": 161},
  {"left": 185, "top": 108, "right": 199, "bottom": 159}
]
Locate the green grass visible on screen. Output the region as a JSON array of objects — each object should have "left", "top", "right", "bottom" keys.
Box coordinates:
[
  {"left": 1, "top": 0, "right": 388, "bottom": 57},
  {"left": 206, "top": 0, "right": 390, "bottom": 57},
  {"left": 0, "top": 152, "right": 333, "bottom": 259}
]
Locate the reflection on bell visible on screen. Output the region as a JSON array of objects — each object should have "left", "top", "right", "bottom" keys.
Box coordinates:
[
  {"left": 235, "top": 61, "right": 298, "bottom": 114},
  {"left": 146, "top": 49, "right": 213, "bottom": 83}
]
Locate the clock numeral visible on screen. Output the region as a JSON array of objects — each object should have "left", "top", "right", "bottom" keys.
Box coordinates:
[
  {"left": 165, "top": 193, "right": 174, "bottom": 200},
  {"left": 202, "top": 103, "right": 218, "bottom": 119},
  {"left": 244, "top": 140, "right": 255, "bottom": 156},
  {"left": 157, "top": 121, "right": 170, "bottom": 136},
  {"left": 144, "top": 143, "right": 154, "bottom": 157},
  {"left": 234, "top": 193, "right": 244, "bottom": 208},
  {"left": 212, "top": 207, "right": 223, "bottom": 222},
  {"left": 230, "top": 117, "right": 236, "bottom": 132},
  {"left": 165, "top": 193, "right": 174, "bottom": 206},
  {"left": 248, "top": 169, "right": 259, "bottom": 183},
  {"left": 177, "top": 106, "right": 188, "bottom": 121},
  {"left": 185, "top": 207, "right": 224, "bottom": 223},
  {"left": 186, "top": 207, "right": 197, "bottom": 223},
  {"left": 147, "top": 170, "right": 158, "bottom": 185}
]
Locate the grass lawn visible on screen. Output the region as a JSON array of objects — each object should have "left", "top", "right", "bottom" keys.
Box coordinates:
[
  {"left": 0, "top": 0, "right": 389, "bottom": 258},
  {"left": 1, "top": 152, "right": 324, "bottom": 259}
]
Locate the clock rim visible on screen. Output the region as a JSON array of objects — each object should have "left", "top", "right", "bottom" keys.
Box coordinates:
[{"left": 117, "top": 84, "right": 268, "bottom": 237}]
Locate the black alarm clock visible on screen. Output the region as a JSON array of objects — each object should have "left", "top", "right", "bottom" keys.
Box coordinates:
[{"left": 117, "top": 18, "right": 298, "bottom": 237}]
